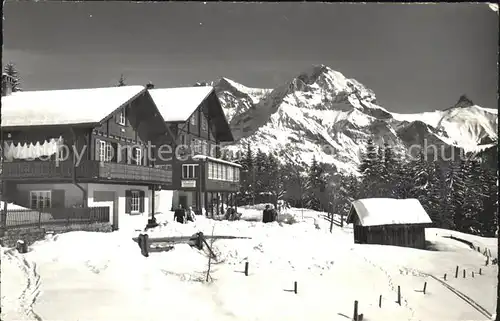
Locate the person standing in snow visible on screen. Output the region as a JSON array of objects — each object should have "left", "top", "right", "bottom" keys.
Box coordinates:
[
  {"left": 174, "top": 204, "right": 186, "bottom": 224},
  {"left": 186, "top": 206, "right": 196, "bottom": 223},
  {"left": 270, "top": 205, "right": 278, "bottom": 222},
  {"left": 262, "top": 204, "right": 273, "bottom": 223}
]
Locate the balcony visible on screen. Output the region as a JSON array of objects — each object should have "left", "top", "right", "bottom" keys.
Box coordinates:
[{"left": 1, "top": 160, "right": 172, "bottom": 184}]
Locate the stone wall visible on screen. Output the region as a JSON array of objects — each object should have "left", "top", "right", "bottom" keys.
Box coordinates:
[
  {"left": 0, "top": 227, "right": 46, "bottom": 248},
  {"left": 0, "top": 223, "right": 113, "bottom": 248}
]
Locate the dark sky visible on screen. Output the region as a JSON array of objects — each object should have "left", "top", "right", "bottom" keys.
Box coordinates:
[{"left": 3, "top": 2, "right": 498, "bottom": 112}]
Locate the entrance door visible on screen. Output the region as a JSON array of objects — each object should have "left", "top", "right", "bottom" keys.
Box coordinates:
[{"left": 179, "top": 195, "right": 188, "bottom": 209}]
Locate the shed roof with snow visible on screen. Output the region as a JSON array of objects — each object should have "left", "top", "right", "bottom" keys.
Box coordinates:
[
  {"left": 346, "top": 198, "right": 433, "bottom": 227},
  {"left": 1, "top": 85, "right": 146, "bottom": 128}
]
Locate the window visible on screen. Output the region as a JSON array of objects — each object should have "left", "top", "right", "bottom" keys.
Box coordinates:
[
  {"left": 202, "top": 141, "right": 208, "bottom": 155},
  {"left": 98, "top": 140, "right": 113, "bottom": 162},
  {"left": 30, "top": 191, "right": 51, "bottom": 209},
  {"left": 191, "top": 114, "right": 197, "bottom": 126},
  {"left": 182, "top": 164, "right": 198, "bottom": 179},
  {"left": 191, "top": 138, "right": 203, "bottom": 154},
  {"left": 117, "top": 108, "right": 126, "bottom": 126},
  {"left": 228, "top": 166, "right": 233, "bottom": 181},
  {"left": 179, "top": 134, "right": 186, "bottom": 146},
  {"left": 202, "top": 117, "right": 207, "bottom": 131},
  {"left": 208, "top": 162, "right": 214, "bottom": 179},
  {"left": 130, "top": 191, "right": 140, "bottom": 213},
  {"left": 133, "top": 147, "right": 142, "bottom": 165},
  {"left": 126, "top": 190, "right": 145, "bottom": 214}
]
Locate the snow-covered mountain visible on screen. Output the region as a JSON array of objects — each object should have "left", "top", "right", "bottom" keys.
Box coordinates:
[{"left": 206, "top": 65, "right": 497, "bottom": 175}]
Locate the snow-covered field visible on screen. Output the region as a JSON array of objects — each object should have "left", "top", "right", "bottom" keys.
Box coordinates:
[{"left": 1, "top": 206, "right": 497, "bottom": 321}]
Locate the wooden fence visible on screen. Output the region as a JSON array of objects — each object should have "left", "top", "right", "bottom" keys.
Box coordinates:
[{"left": 2, "top": 206, "right": 110, "bottom": 229}]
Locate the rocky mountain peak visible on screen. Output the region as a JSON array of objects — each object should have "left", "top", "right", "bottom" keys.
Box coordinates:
[{"left": 453, "top": 94, "right": 475, "bottom": 109}]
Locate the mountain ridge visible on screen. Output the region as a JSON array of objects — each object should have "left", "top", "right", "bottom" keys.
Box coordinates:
[{"left": 201, "top": 65, "right": 497, "bottom": 174}]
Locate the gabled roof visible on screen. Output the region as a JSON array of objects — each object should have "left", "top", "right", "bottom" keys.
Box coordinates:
[
  {"left": 1, "top": 85, "right": 146, "bottom": 128},
  {"left": 149, "top": 86, "right": 234, "bottom": 142},
  {"left": 346, "top": 198, "right": 432, "bottom": 227},
  {"left": 148, "top": 86, "right": 214, "bottom": 122}
]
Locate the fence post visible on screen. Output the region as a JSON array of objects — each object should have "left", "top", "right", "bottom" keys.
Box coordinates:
[
  {"left": 472, "top": 271, "right": 474, "bottom": 278},
  {"left": 353, "top": 300, "right": 358, "bottom": 321},
  {"left": 38, "top": 210, "right": 42, "bottom": 229},
  {"left": 379, "top": 295, "right": 382, "bottom": 308},
  {"left": 244, "top": 262, "right": 249, "bottom": 276},
  {"left": 444, "top": 273, "right": 447, "bottom": 280},
  {"left": 397, "top": 286, "right": 401, "bottom": 305},
  {"left": 294, "top": 281, "right": 297, "bottom": 294},
  {"left": 340, "top": 212, "right": 344, "bottom": 228},
  {"left": 463, "top": 269, "right": 466, "bottom": 278},
  {"left": 139, "top": 234, "right": 149, "bottom": 257},
  {"left": 423, "top": 282, "right": 427, "bottom": 294},
  {"left": 479, "top": 268, "right": 482, "bottom": 275},
  {"left": 455, "top": 266, "right": 459, "bottom": 278}
]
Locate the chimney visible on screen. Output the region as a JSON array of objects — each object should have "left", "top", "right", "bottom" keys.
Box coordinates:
[
  {"left": 1, "top": 74, "right": 13, "bottom": 96},
  {"left": 146, "top": 82, "right": 155, "bottom": 90}
]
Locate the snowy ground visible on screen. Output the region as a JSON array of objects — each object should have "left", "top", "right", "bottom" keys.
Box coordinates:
[{"left": 1, "top": 205, "right": 497, "bottom": 321}]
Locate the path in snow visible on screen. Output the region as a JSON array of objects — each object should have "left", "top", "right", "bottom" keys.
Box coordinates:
[{"left": 2, "top": 249, "right": 43, "bottom": 321}]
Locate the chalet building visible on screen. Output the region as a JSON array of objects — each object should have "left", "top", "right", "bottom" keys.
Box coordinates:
[
  {"left": 0, "top": 85, "right": 173, "bottom": 230},
  {"left": 346, "top": 198, "right": 433, "bottom": 249},
  {"left": 148, "top": 86, "right": 241, "bottom": 216}
]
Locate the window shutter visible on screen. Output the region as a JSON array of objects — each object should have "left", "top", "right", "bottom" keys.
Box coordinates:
[
  {"left": 95, "top": 139, "right": 100, "bottom": 161},
  {"left": 142, "top": 147, "right": 147, "bottom": 166},
  {"left": 51, "top": 189, "right": 66, "bottom": 208},
  {"left": 125, "top": 190, "right": 132, "bottom": 214},
  {"left": 139, "top": 190, "right": 145, "bottom": 213}
]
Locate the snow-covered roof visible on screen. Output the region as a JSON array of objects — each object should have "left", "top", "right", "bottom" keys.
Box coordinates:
[
  {"left": 148, "top": 86, "right": 214, "bottom": 122},
  {"left": 1, "top": 86, "right": 146, "bottom": 127},
  {"left": 347, "top": 198, "right": 432, "bottom": 227},
  {"left": 192, "top": 154, "right": 242, "bottom": 168}
]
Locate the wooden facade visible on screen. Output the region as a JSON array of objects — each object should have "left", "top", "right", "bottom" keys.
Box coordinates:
[
  {"left": 1, "top": 90, "right": 172, "bottom": 186},
  {"left": 1, "top": 88, "right": 173, "bottom": 229},
  {"left": 152, "top": 89, "right": 241, "bottom": 215},
  {"left": 353, "top": 224, "right": 428, "bottom": 249},
  {"left": 348, "top": 203, "right": 432, "bottom": 250}
]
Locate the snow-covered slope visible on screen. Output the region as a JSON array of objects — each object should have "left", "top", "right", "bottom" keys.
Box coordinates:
[
  {"left": 2, "top": 207, "right": 497, "bottom": 321},
  {"left": 210, "top": 65, "right": 497, "bottom": 174}
]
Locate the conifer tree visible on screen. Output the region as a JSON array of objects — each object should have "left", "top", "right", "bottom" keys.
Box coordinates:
[
  {"left": 427, "top": 161, "right": 448, "bottom": 227},
  {"left": 358, "top": 138, "right": 380, "bottom": 198},
  {"left": 3, "top": 62, "right": 22, "bottom": 92},
  {"left": 444, "top": 160, "right": 466, "bottom": 231},
  {"left": 239, "top": 144, "right": 255, "bottom": 204},
  {"left": 460, "top": 158, "right": 483, "bottom": 233},
  {"left": 478, "top": 167, "right": 497, "bottom": 236},
  {"left": 254, "top": 149, "right": 269, "bottom": 202},
  {"left": 267, "top": 152, "right": 286, "bottom": 207},
  {"left": 407, "top": 150, "right": 431, "bottom": 203},
  {"left": 117, "top": 74, "right": 126, "bottom": 87},
  {"left": 305, "top": 156, "right": 327, "bottom": 211}
]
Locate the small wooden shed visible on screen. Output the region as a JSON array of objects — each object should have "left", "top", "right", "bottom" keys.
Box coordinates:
[{"left": 346, "top": 198, "right": 433, "bottom": 249}]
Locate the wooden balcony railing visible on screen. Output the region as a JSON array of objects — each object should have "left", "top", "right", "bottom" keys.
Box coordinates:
[
  {"left": 1, "top": 160, "right": 172, "bottom": 184},
  {"left": 99, "top": 162, "right": 172, "bottom": 183}
]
